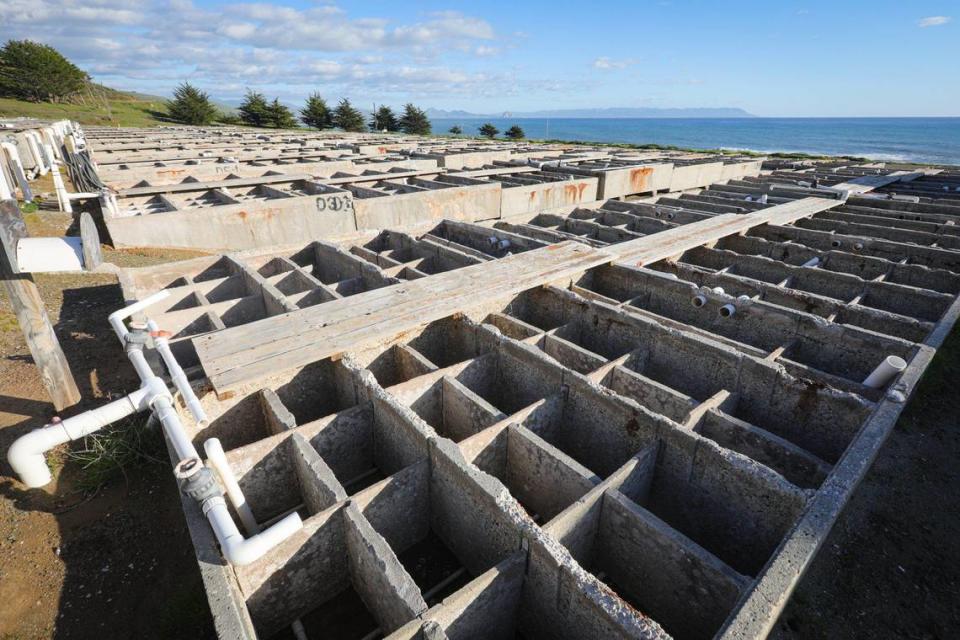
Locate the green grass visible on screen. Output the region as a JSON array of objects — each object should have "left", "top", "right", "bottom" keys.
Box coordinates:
[
  {"left": 64, "top": 415, "right": 166, "bottom": 492},
  {"left": 0, "top": 92, "right": 169, "bottom": 127}
]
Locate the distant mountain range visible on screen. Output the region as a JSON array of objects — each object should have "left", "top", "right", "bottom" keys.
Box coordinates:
[{"left": 425, "top": 107, "right": 755, "bottom": 119}]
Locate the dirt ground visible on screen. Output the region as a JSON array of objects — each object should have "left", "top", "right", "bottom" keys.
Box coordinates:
[
  {"left": 0, "top": 191, "right": 958, "bottom": 639},
  {"left": 0, "top": 197, "right": 214, "bottom": 640}
]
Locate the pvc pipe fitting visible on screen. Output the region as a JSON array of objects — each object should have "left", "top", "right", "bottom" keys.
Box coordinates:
[
  {"left": 862, "top": 355, "right": 907, "bottom": 389},
  {"left": 8, "top": 387, "right": 150, "bottom": 488},
  {"left": 109, "top": 290, "right": 172, "bottom": 341},
  {"left": 719, "top": 303, "right": 737, "bottom": 318},
  {"left": 203, "top": 496, "right": 302, "bottom": 566},
  {"left": 801, "top": 256, "right": 820, "bottom": 268},
  {"left": 712, "top": 287, "right": 725, "bottom": 295},
  {"left": 692, "top": 294, "right": 707, "bottom": 307},
  {"left": 148, "top": 319, "right": 208, "bottom": 427},
  {"left": 204, "top": 438, "right": 260, "bottom": 535},
  {"left": 831, "top": 239, "right": 842, "bottom": 248}
]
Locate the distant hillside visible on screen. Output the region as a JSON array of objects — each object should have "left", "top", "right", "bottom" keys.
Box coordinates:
[
  {"left": 427, "top": 107, "right": 754, "bottom": 119},
  {"left": 0, "top": 88, "right": 168, "bottom": 127}
]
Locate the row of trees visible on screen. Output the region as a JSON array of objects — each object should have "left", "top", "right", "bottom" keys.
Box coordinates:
[
  {"left": 299, "top": 94, "right": 431, "bottom": 135},
  {"left": 449, "top": 123, "right": 525, "bottom": 140},
  {"left": 166, "top": 83, "right": 433, "bottom": 134}
]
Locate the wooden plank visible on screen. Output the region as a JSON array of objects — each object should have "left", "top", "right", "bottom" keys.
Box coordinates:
[
  {"left": 830, "top": 171, "right": 925, "bottom": 195},
  {"left": 0, "top": 199, "right": 81, "bottom": 410},
  {"left": 613, "top": 197, "right": 840, "bottom": 265},
  {"left": 195, "top": 241, "right": 608, "bottom": 394},
  {"left": 194, "top": 197, "right": 845, "bottom": 395}
]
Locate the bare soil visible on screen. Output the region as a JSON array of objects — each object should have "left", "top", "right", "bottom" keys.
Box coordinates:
[
  {"left": 0, "top": 192, "right": 958, "bottom": 639},
  {"left": 0, "top": 200, "right": 213, "bottom": 639}
]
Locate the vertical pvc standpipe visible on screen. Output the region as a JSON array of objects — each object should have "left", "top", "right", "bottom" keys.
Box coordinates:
[
  {"left": 203, "top": 438, "right": 260, "bottom": 535},
  {"left": 146, "top": 319, "right": 208, "bottom": 427},
  {"left": 863, "top": 355, "right": 908, "bottom": 389}
]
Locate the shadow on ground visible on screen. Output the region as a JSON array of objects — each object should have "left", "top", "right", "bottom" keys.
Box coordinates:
[
  {"left": 770, "top": 328, "right": 960, "bottom": 639},
  {"left": 0, "top": 279, "right": 214, "bottom": 639}
]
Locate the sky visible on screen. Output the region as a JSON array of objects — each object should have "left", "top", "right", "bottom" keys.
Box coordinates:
[{"left": 1, "top": 0, "right": 957, "bottom": 117}]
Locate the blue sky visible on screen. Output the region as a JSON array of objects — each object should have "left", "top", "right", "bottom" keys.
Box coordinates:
[{"left": 1, "top": 0, "right": 957, "bottom": 116}]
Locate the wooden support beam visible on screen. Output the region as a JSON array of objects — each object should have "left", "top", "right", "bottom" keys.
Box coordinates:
[{"left": 0, "top": 199, "right": 81, "bottom": 410}]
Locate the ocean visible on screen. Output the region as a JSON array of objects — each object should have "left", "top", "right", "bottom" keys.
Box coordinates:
[{"left": 430, "top": 117, "right": 960, "bottom": 166}]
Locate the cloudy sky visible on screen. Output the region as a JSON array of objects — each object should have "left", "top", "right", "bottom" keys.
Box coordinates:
[{"left": 1, "top": 0, "right": 957, "bottom": 116}]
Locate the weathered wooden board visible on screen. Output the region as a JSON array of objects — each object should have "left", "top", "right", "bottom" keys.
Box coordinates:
[
  {"left": 196, "top": 241, "right": 611, "bottom": 394},
  {"left": 196, "top": 196, "right": 846, "bottom": 395}
]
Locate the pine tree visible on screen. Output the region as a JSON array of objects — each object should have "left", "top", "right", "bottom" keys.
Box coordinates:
[
  {"left": 478, "top": 123, "right": 499, "bottom": 139},
  {"left": 238, "top": 90, "right": 270, "bottom": 127},
  {"left": 448, "top": 125, "right": 463, "bottom": 135},
  {"left": 369, "top": 105, "right": 399, "bottom": 132},
  {"left": 504, "top": 125, "right": 525, "bottom": 140},
  {"left": 0, "top": 40, "right": 89, "bottom": 103},
  {"left": 266, "top": 98, "right": 297, "bottom": 128},
  {"left": 333, "top": 99, "right": 366, "bottom": 132},
  {"left": 165, "top": 82, "right": 218, "bottom": 126},
  {"left": 300, "top": 93, "right": 332, "bottom": 129},
  {"left": 399, "top": 104, "right": 431, "bottom": 135}
]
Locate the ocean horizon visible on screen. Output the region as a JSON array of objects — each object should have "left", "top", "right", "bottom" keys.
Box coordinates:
[{"left": 431, "top": 117, "right": 960, "bottom": 165}]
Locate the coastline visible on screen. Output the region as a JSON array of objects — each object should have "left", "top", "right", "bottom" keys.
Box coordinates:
[{"left": 432, "top": 116, "right": 960, "bottom": 166}]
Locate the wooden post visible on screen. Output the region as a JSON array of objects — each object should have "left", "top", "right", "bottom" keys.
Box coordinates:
[{"left": 0, "top": 199, "right": 81, "bottom": 410}]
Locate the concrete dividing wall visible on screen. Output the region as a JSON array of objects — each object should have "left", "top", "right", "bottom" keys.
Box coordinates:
[
  {"left": 498, "top": 177, "right": 599, "bottom": 217},
  {"left": 668, "top": 161, "right": 725, "bottom": 191},
  {"left": 106, "top": 188, "right": 359, "bottom": 250},
  {"left": 409, "top": 150, "right": 515, "bottom": 170},
  {"left": 98, "top": 157, "right": 442, "bottom": 189},
  {"left": 105, "top": 180, "right": 502, "bottom": 251},
  {"left": 354, "top": 181, "right": 502, "bottom": 229}
]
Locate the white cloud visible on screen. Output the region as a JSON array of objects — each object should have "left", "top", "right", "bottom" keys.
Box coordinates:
[
  {"left": 593, "top": 56, "right": 635, "bottom": 70},
  {"left": 0, "top": 0, "right": 513, "bottom": 103},
  {"left": 918, "top": 16, "right": 951, "bottom": 27}
]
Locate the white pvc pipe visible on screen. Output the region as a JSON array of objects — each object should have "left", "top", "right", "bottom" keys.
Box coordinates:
[
  {"left": 147, "top": 319, "right": 207, "bottom": 426},
  {"left": 8, "top": 278, "right": 303, "bottom": 566},
  {"left": 51, "top": 164, "right": 72, "bottom": 214},
  {"left": 204, "top": 438, "right": 260, "bottom": 535},
  {"left": 109, "top": 290, "right": 171, "bottom": 341},
  {"left": 692, "top": 294, "right": 707, "bottom": 307},
  {"left": 203, "top": 496, "right": 302, "bottom": 566},
  {"left": 862, "top": 355, "right": 907, "bottom": 389},
  {"left": 8, "top": 386, "right": 150, "bottom": 488},
  {"left": 719, "top": 303, "right": 737, "bottom": 317},
  {"left": 16, "top": 237, "right": 84, "bottom": 272},
  {"left": 801, "top": 256, "right": 820, "bottom": 268}
]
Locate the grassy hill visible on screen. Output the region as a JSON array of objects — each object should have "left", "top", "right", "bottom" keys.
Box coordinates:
[{"left": 0, "top": 87, "right": 169, "bottom": 127}]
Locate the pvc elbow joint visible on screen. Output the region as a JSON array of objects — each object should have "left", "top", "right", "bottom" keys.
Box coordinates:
[
  {"left": 8, "top": 426, "right": 67, "bottom": 488},
  {"left": 221, "top": 513, "right": 303, "bottom": 566},
  {"left": 203, "top": 494, "right": 303, "bottom": 566}
]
